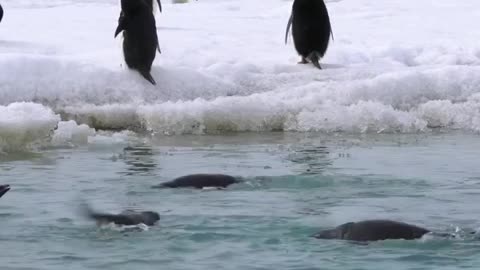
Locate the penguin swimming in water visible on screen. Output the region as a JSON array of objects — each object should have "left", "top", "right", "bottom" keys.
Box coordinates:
[
  {"left": 115, "top": 0, "right": 159, "bottom": 85},
  {"left": 312, "top": 219, "right": 458, "bottom": 242},
  {"left": 285, "top": 0, "right": 333, "bottom": 69},
  {"left": 152, "top": 174, "right": 240, "bottom": 189},
  {"left": 82, "top": 203, "right": 160, "bottom": 226},
  {"left": 313, "top": 220, "right": 431, "bottom": 242}
]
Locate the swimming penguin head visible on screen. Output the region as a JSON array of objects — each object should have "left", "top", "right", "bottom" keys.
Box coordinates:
[{"left": 141, "top": 211, "right": 160, "bottom": 224}]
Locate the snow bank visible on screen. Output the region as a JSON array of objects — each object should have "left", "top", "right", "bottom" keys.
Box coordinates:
[
  {"left": 0, "top": 103, "right": 59, "bottom": 152},
  {"left": 0, "top": 0, "right": 479, "bottom": 138}
]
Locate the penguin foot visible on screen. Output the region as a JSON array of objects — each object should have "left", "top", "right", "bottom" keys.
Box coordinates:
[{"left": 298, "top": 57, "right": 308, "bottom": 64}]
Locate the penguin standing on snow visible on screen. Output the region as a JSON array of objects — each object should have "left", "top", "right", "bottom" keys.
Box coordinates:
[
  {"left": 115, "top": 0, "right": 159, "bottom": 85},
  {"left": 0, "top": 3, "right": 4, "bottom": 23},
  {"left": 285, "top": 0, "right": 333, "bottom": 69},
  {"left": 118, "top": 0, "right": 162, "bottom": 53}
]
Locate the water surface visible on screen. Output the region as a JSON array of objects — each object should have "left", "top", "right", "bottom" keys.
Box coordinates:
[{"left": 1, "top": 132, "right": 480, "bottom": 270}]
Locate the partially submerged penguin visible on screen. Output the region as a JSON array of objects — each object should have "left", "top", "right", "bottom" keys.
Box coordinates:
[
  {"left": 312, "top": 220, "right": 433, "bottom": 242},
  {"left": 152, "top": 174, "right": 240, "bottom": 189},
  {"left": 82, "top": 204, "right": 160, "bottom": 226},
  {"left": 115, "top": 0, "right": 160, "bottom": 85},
  {"left": 0, "top": 185, "right": 10, "bottom": 198},
  {"left": 285, "top": 0, "right": 333, "bottom": 69}
]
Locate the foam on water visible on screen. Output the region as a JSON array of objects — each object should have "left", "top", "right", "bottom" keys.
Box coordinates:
[
  {"left": 0, "top": 0, "right": 480, "bottom": 151},
  {"left": 98, "top": 222, "right": 150, "bottom": 232}
]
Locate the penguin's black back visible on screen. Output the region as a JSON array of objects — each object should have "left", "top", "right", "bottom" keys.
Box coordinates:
[
  {"left": 121, "top": 0, "right": 158, "bottom": 75},
  {"left": 292, "top": 0, "right": 332, "bottom": 58}
]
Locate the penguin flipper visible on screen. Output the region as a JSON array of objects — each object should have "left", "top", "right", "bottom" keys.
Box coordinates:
[{"left": 285, "top": 13, "right": 293, "bottom": 44}]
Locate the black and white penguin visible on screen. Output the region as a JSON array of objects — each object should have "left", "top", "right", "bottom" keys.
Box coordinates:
[
  {"left": 115, "top": 0, "right": 160, "bottom": 85},
  {"left": 285, "top": 0, "right": 333, "bottom": 69}
]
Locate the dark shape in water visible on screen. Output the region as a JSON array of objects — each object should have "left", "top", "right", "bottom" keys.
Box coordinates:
[
  {"left": 0, "top": 185, "right": 10, "bottom": 198},
  {"left": 82, "top": 204, "right": 160, "bottom": 226},
  {"left": 153, "top": 174, "right": 240, "bottom": 189},
  {"left": 285, "top": 0, "right": 333, "bottom": 69},
  {"left": 115, "top": 0, "right": 159, "bottom": 85},
  {"left": 313, "top": 220, "right": 431, "bottom": 242}
]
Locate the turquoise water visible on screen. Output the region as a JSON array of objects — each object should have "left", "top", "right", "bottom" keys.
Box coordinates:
[{"left": 1, "top": 132, "right": 480, "bottom": 270}]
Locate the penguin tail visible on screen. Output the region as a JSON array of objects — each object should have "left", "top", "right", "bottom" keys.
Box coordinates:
[
  {"left": 140, "top": 70, "right": 157, "bottom": 85},
  {"left": 308, "top": 52, "right": 322, "bottom": 70}
]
